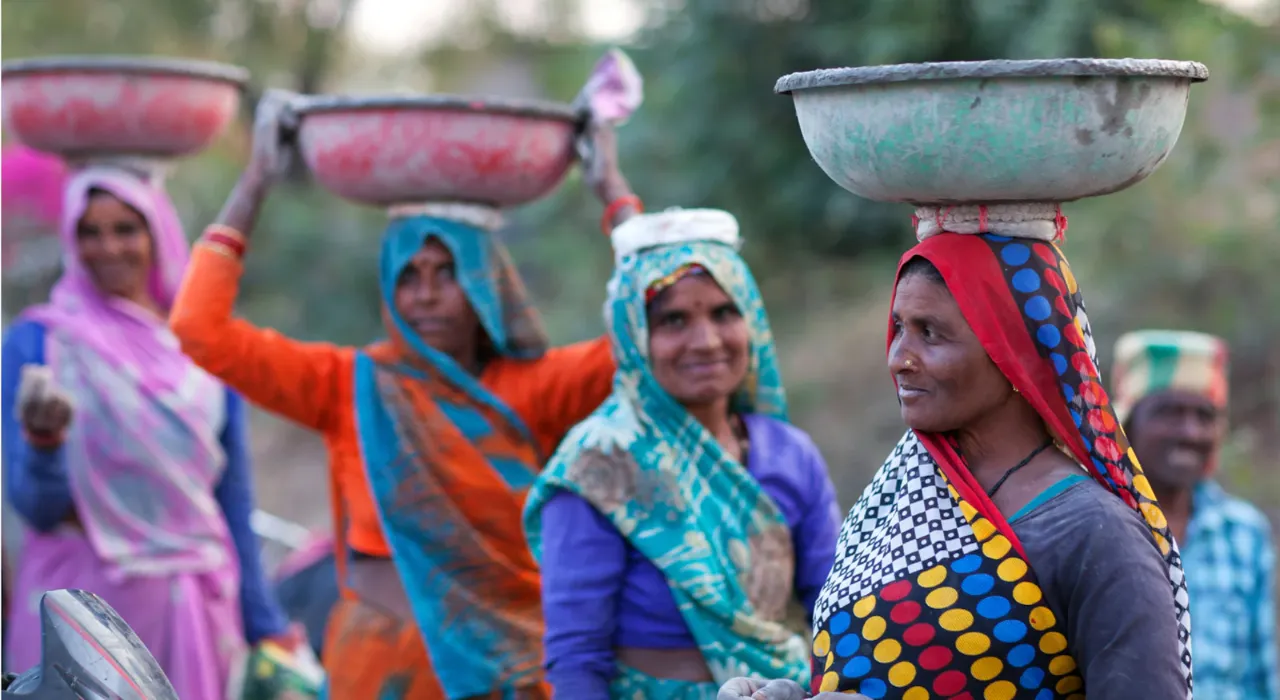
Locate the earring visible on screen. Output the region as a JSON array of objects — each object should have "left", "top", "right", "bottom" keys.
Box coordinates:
[{"left": 1012, "top": 384, "right": 1021, "bottom": 394}]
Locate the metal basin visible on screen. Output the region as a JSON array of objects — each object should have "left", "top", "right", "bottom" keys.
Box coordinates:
[
  {"left": 775, "top": 59, "right": 1208, "bottom": 204},
  {"left": 293, "top": 95, "right": 579, "bottom": 208},
  {"left": 2, "top": 55, "right": 248, "bottom": 159}
]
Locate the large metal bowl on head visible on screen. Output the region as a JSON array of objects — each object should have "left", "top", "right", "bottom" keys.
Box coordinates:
[
  {"left": 774, "top": 59, "right": 1209, "bottom": 204},
  {"left": 293, "top": 94, "right": 580, "bottom": 208},
  {"left": 2, "top": 55, "right": 249, "bottom": 159}
]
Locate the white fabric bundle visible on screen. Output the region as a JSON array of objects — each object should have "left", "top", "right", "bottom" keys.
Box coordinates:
[
  {"left": 609, "top": 207, "right": 741, "bottom": 263},
  {"left": 913, "top": 203, "right": 1064, "bottom": 242},
  {"left": 386, "top": 201, "right": 505, "bottom": 232}
]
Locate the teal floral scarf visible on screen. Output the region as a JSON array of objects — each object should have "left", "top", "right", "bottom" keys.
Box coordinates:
[{"left": 524, "top": 239, "right": 809, "bottom": 686}]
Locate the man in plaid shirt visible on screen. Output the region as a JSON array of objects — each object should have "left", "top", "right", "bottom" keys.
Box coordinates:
[{"left": 1113, "top": 330, "right": 1277, "bottom": 700}]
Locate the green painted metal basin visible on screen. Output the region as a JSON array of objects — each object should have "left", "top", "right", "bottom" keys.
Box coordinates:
[{"left": 775, "top": 59, "right": 1208, "bottom": 205}]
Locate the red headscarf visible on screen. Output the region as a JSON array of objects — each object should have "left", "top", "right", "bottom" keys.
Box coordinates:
[{"left": 887, "top": 233, "right": 1167, "bottom": 556}]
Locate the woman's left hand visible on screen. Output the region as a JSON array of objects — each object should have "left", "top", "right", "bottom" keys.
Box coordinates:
[{"left": 579, "top": 119, "right": 631, "bottom": 204}]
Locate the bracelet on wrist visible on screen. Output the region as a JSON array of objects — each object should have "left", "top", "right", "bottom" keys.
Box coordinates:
[{"left": 601, "top": 195, "right": 644, "bottom": 235}]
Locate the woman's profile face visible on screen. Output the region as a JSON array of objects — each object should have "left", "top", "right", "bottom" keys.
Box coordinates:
[
  {"left": 646, "top": 273, "right": 750, "bottom": 410},
  {"left": 888, "top": 264, "right": 1012, "bottom": 433},
  {"left": 76, "top": 191, "right": 154, "bottom": 303}
]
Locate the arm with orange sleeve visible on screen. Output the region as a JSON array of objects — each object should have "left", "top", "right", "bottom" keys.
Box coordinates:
[
  {"left": 169, "top": 244, "right": 353, "bottom": 435},
  {"left": 525, "top": 336, "right": 616, "bottom": 455}
]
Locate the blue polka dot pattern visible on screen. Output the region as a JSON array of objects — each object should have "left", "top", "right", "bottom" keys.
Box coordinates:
[
  {"left": 1036, "top": 324, "right": 1061, "bottom": 348},
  {"left": 1012, "top": 268, "right": 1041, "bottom": 293},
  {"left": 829, "top": 610, "right": 851, "bottom": 635},
  {"left": 1007, "top": 644, "right": 1036, "bottom": 668},
  {"left": 994, "top": 619, "right": 1028, "bottom": 643},
  {"left": 859, "top": 678, "right": 887, "bottom": 699},
  {"left": 835, "top": 633, "right": 861, "bottom": 657},
  {"left": 1021, "top": 667, "right": 1046, "bottom": 689},
  {"left": 952, "top": 554, "right": 982, "bottom": 574},
  {"left": 844, "top": 656, "right": 871, "bottom": 678},
  {"left": 1001, "top": 243, "right": 1031, "bottom": 266},
  {"left": 1050, "top": 353, "right": 1067, "bottom": 374},
  {"left": 977, "top": 595, "right": 1012, "bottom": 620},
  {"left": 961, "top": 573, "right": 995, "bottom": 596},
  {"left": 1025, "top": 296, "right": 1052, "bottom": 321}
]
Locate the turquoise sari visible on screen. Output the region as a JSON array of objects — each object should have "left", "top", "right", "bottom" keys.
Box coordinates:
[{"left": 524, "top": 239, "right": 810, "bottom": 697}]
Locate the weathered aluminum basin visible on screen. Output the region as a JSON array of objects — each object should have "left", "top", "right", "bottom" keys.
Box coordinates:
[
  {"left": 2, "top": 56, "right": 248, "bottom": 159},
  {"left": 293, "top": 95, "right": 579, "bottom": 208},
  {"left": 775, "top": 59, "right": 1208, "bottom": 204}
]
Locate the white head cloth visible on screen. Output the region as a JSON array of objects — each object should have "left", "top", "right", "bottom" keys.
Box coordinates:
[
  {"left": 609, "top": 207, "right": 741, "bottom": 264},
  {"left": 914, "top": 203, "right": 1065, "bottom": 242},
  {"left": 386, "top": 201, "right": 505, "bottom": 232}
]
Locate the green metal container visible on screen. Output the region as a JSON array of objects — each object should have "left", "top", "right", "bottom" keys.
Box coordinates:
[{"left": 775, "top": 58, "right": 1208, "bottom": 205}]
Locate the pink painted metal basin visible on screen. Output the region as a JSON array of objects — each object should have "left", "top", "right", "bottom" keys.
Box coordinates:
[
  {"left": 293, "top": 95, "right": 580, "bottom": 208},
  {"left": 1, "top": 56, "right": 248, "bottom": 159}
]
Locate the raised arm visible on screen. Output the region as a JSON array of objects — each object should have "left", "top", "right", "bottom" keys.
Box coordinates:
[{"left": 169, "top": 91, "right": 352, "bottom": 434}]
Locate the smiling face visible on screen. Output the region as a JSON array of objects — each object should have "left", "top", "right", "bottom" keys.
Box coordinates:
[
  {"left": 646, "top": 272, "right": 750, "bottom": 410},
  {"left": 888, "top": 258, "right": 1014, "bottom": 433},
  {"left": 1127, "top": 389, "right": 1222, "bottom": 492},
  {"left": 392, "top": 237, "right": 483, "bottom": 368},
  {"left": 76, "top": 190, "right": 155, "bottom": 306}
]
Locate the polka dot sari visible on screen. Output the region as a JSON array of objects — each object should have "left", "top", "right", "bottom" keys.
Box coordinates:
[{"left": 809, "top": 233, "right": 1192, "bottom": 699}]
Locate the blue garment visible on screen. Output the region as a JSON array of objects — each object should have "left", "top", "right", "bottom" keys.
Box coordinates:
[
  {"left": 1, "top": 319, "right": 288, "bottom": 643},
  {"left": 538, "top": 413, "right": 842, "bottom": 699},
  {"left": 1182, "top": 479, "right": 1278, "bottom": 700},
  {"left": 525, "top": 238, "right": 814, "bottom": 696}
]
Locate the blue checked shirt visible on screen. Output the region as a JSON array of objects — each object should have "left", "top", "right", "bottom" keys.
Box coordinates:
[{"left": 1182, "top": 480, "right": 1278, "bottom": 700}]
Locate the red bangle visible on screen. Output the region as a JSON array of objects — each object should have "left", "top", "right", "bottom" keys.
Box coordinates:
[
  {"left": 25, "top": 429, "right": 64, "bottom": 449},
  {"left": 202, "top": 225, "right": 248, "bottom": 259},
  {"left": 601, "top": 195, "right": 643, "bottom": 235}
]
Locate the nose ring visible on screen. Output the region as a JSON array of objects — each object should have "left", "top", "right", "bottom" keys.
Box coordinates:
[{"left": 904, "top": 359, "right": 916, "bottom": 369}]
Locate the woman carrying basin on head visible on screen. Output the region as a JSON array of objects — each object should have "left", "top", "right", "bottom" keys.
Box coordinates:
[
  {"left": 1, "top": 162, "right": 295, "bottom": 700},
  {"left": 720, "top": 207, "right": 1191, "bottom": 700},
  {"left": 524, "top": 207, "right": 843, "bottom": 699},
  {"left": 168, "top": 89, "right": 634, "bottom": 700}
]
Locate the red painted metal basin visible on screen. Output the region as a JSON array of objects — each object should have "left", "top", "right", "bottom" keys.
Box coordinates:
[
  {"left": 293, "top": 95, "right": 580, "bottom": 208},
  {"left": 1, "top": 56, "right": 248, "bottom": 159}
]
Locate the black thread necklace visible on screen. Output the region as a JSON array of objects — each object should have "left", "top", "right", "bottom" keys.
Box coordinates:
[{"left": 985, "top": 438, "right": 1055, "bottom": 498}]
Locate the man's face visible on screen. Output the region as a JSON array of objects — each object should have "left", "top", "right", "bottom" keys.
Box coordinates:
[{"left": 1127, "top": 389, "right": 1224, "bottom": 492}]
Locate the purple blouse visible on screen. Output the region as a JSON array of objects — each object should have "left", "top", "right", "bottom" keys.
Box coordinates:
[{"left": 537, "top": 413, "right": 843, "bottom": 698}]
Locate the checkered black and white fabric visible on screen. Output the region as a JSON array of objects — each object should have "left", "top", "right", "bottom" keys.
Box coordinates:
[{"left": 813, "top": 430, "right": 980, "bottom": 632}]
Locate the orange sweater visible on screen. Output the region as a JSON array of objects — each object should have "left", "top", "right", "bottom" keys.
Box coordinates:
[{"left": 170, "top": 246, "right": 616, "bottom": 557}]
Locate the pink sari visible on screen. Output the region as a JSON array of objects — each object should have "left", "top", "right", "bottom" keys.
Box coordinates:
[{"left": 4, "top": 167, "right": 245, "bottom": 699}]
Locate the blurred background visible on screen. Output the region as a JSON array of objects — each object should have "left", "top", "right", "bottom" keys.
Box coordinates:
[{"left": 3, "top": 0, "right": 1279, "bottom": 534}]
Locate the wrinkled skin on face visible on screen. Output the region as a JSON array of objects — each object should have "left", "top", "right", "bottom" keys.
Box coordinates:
[
  {"left": 76, "top": 191, "right": 155, "bottom": 308},
  {"left": 392, "top": 237, "right": 484, "bottom": 369},
  {"left": 888, "top": 265, "right": 1012, "bottom": 433},
  {"left": 1127, "top": 389, "right": 1222, "bottom": 493},
  {"left": 646, "top": 274, "right": 750, "bottom": 410}
]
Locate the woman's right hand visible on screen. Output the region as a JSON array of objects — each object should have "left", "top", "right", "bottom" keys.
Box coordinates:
[
  {"left": 717, "top": 677, "right": 807, "bottom": 700},
  {"left": 16, "top": 365, "right": 73, "bottom": 443},
  {"left": 245, "top": 88, "right": 301, "bottom": 184}
]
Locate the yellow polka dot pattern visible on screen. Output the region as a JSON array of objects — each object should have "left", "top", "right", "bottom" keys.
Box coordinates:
[
  {"left": 808, "top": 473, "right": 1088, "bottom": 697},
  {"left": 888, "top": 661, "right": 916, "bottom": 687}
]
